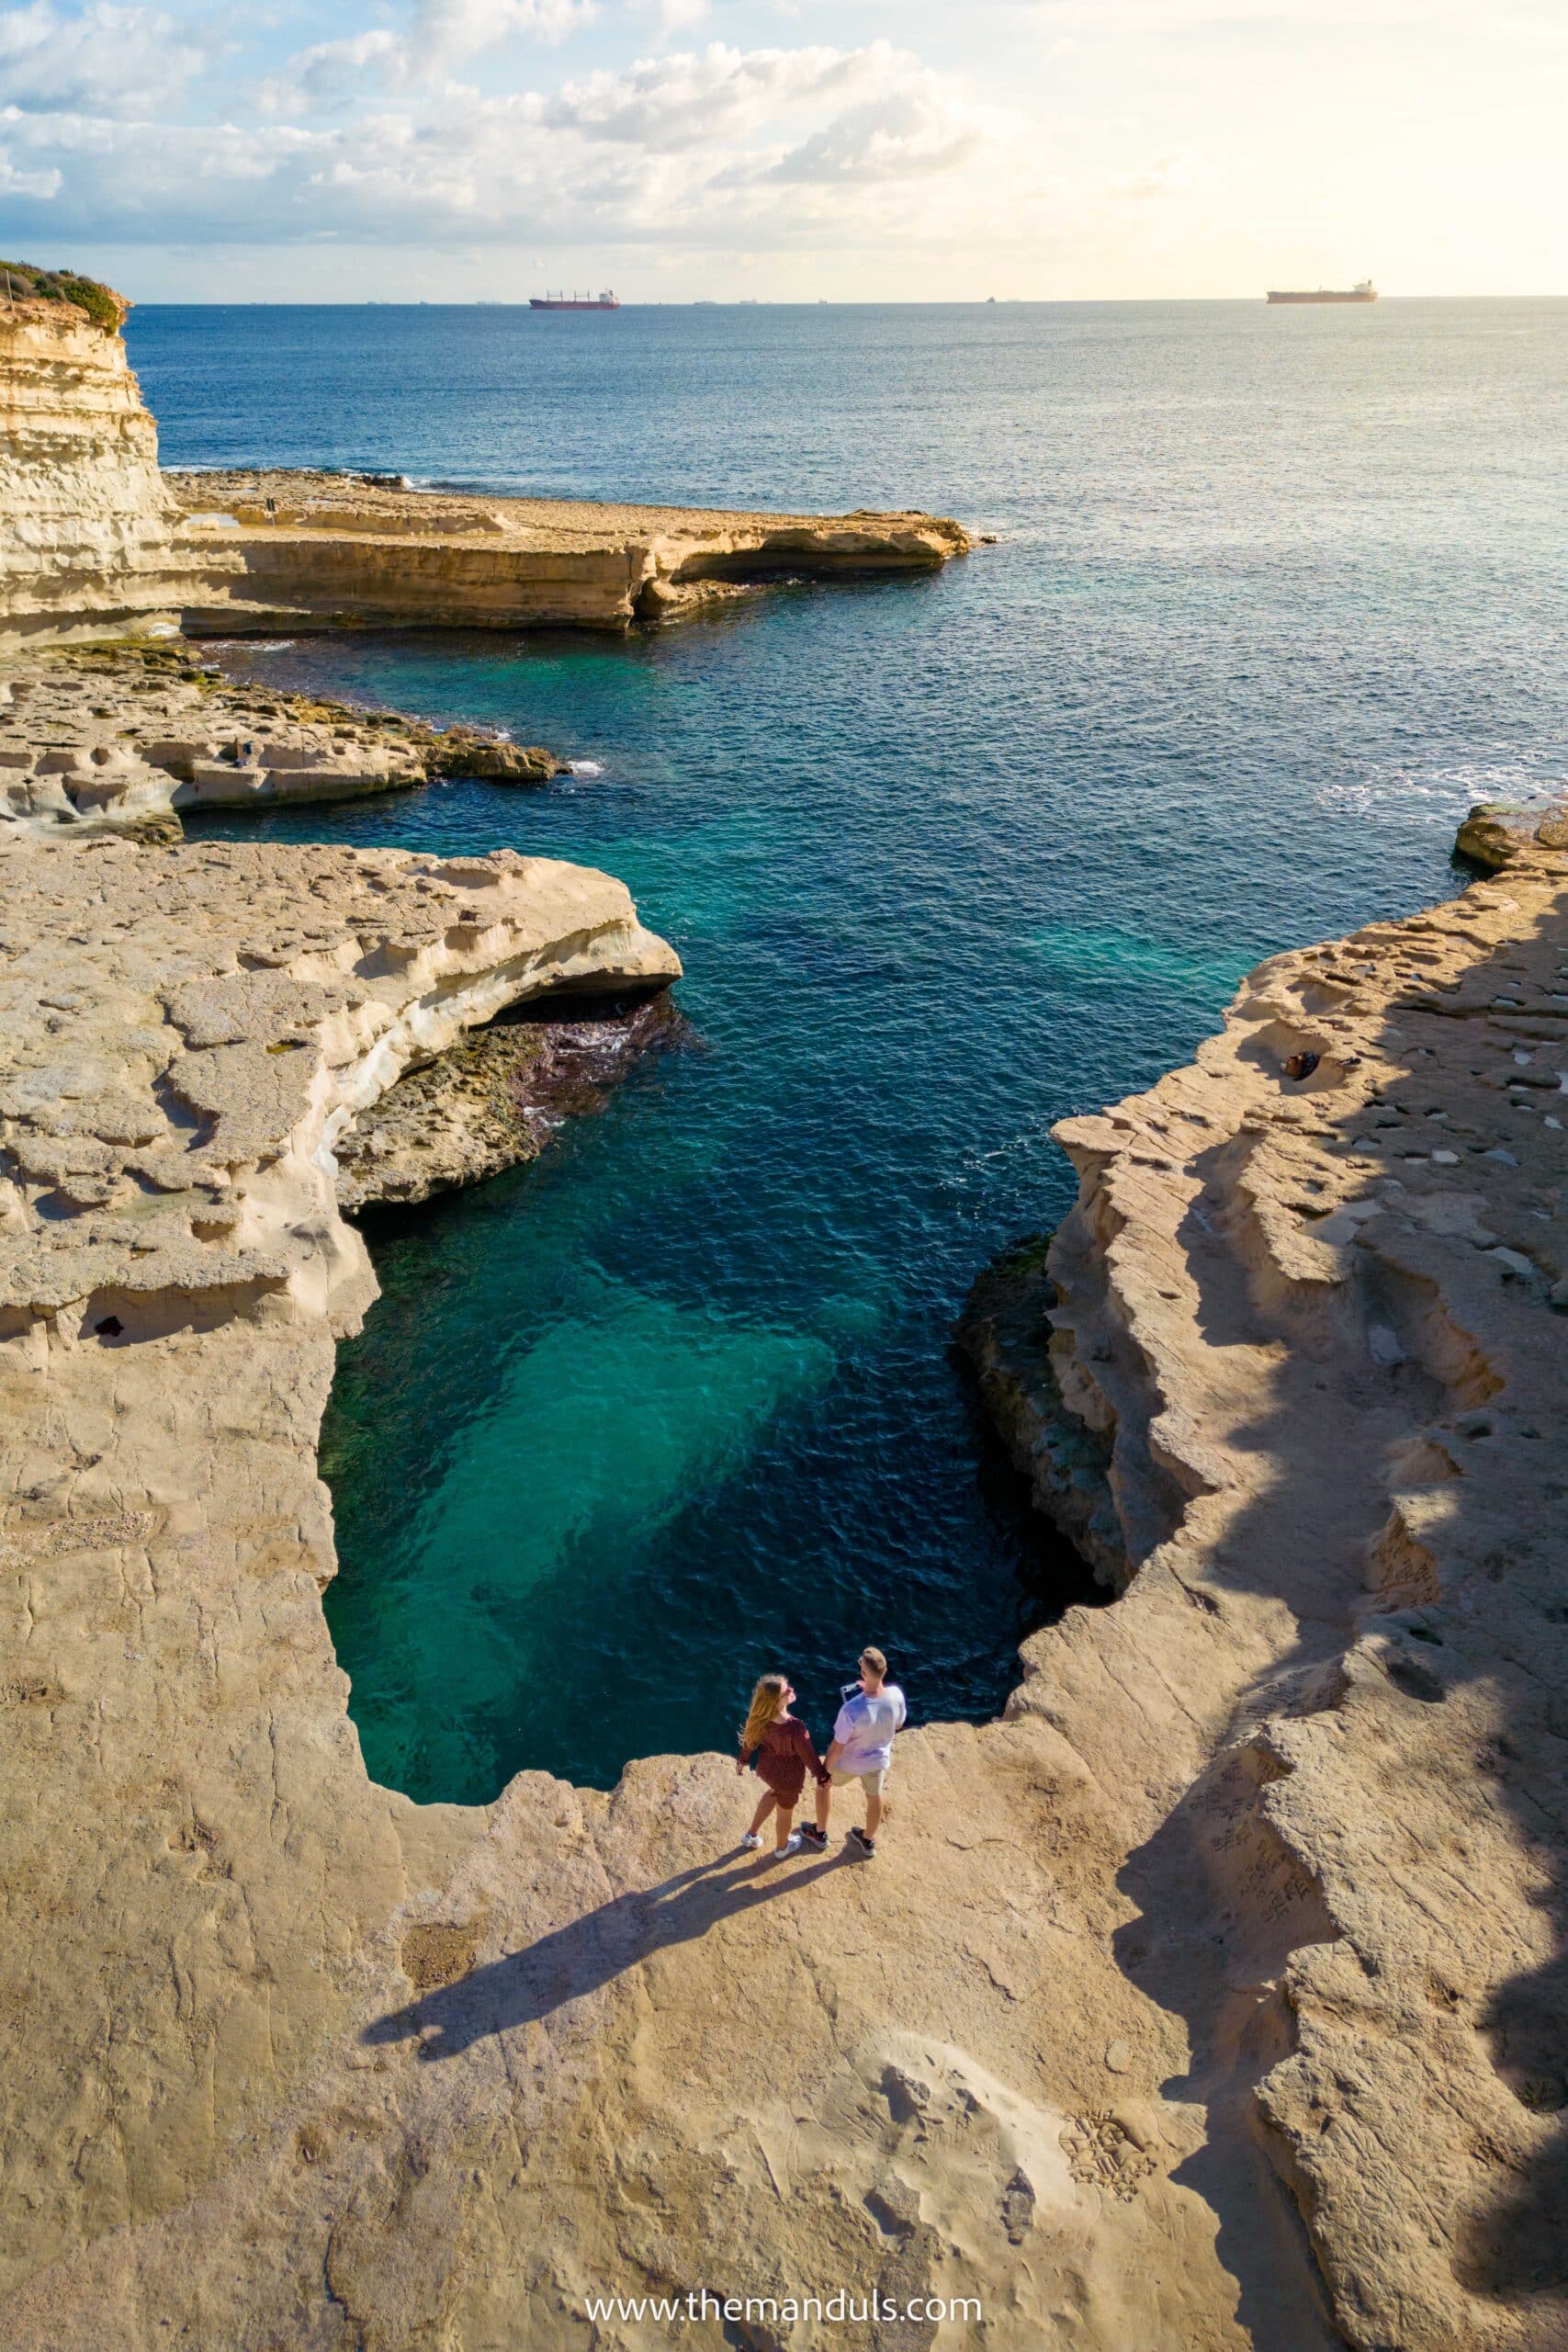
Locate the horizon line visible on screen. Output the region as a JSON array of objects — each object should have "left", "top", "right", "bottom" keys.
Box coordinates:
[{"left": 119, "top": 291, "right": 1567, "bottom": 309}]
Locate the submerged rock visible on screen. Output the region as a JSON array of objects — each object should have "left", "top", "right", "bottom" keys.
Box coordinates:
[{"left": 336, "top": 988, "right": 682, "bottom": 1209}]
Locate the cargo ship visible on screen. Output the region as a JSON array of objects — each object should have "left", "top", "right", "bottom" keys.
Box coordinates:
[
  {"left": 1267, "top": 280, "right": 1377, "bottom": 305},
  {"left": 530, "top": 289, "right": 620, "bottom": 311}
]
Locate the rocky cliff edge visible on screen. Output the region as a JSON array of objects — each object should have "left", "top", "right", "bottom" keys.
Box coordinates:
[
  {"left": 0, "top": 295, "right": 242, "bottom": 651},
  {"left": 171, "top": 469, "right": 971, "bottom": 637},
  {"left": 9, "top": 822, "right": 1565, "bottom": 2349},
  {"left": 963, "top": 810, "right": 1568, "bottom": 2349}
]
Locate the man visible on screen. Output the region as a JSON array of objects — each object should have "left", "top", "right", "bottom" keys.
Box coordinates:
[{"left": 801, "top": 1647, "right": 906, "bottom": 1860}]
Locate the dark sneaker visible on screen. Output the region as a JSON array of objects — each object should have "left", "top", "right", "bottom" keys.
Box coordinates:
[
  {"left": 798, "top": 1823, "right": 829, "bottom": 1849},
  {"left": 848, "top": 1826, "right": 876, "bottom": 1859}
]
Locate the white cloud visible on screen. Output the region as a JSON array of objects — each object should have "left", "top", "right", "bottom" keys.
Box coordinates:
[
  {"left": 0, "top": 145, "right": 62, "bottom": 197},
  {"left": 0, "top": 35, "right": 1011, "bottom": 256},
  {"left": 0, "top": 1, "right": 206, "bottom": 115},
  {"left": 2, "top": 0, "right": 1562, "bottom": 299},
  {"left": 261, "top": 0, "right": 592, "bottom": 114},
  {"left": 768, "top": 83, "right": 983, "bottom": 184},
  {"left": 259, "top": 30, "right": 403, "bottom": 117},
  {"left": 408, "top": 0, "right": 591, "bottom": 62},
  {"left": 536, "top": 43, "right": 893, "bottom": 149}
]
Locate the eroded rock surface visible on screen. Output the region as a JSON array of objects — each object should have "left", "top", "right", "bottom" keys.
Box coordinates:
[
  {"left": 3, "top": 274, "right": 965, "bottom": 659},
  {"left": 0, "top": 834, "right": 679, "bottom": 1323},
  {"left": 8, "top": 828, "right": 1561, "bottom": 2352},
  {"left": 5, "top": 817, "right": 1562, "bottom": 2343},
  {"left": 2, "top": 838, "right": 1333, "bottom": 2352},
  {"left": 964, "top": 817, "right": 1568, "bottom": 2349},
  {"left": 171, "top": 467, "right": 971, "bottom": 635},
  {"left": 0, "top": 643, "right": 559, "bottom": 840},
  {"left": 1455, "top": 798, "right": 1568, "bottom": 874},
  {"left": 3, "top": 287, "right": 964, "bottom": 657}
]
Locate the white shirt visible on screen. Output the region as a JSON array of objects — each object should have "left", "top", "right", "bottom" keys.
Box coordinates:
[{"left": 831, "top": 1684, "right": 907, "bottom": 1775}]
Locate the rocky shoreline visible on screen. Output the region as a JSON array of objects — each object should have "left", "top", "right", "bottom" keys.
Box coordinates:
[
  {"left": 960, "top": 803, "right": 1568, "bottom": 2349},
  {"left": 2, "top": 288, "right": 966, "bottom": 653},
  {"left": 0, "top": 641, "right": 562, "bottom": 841},
  {"left": 3, "top": 797, "right": 1561, "bottom": 2350}
]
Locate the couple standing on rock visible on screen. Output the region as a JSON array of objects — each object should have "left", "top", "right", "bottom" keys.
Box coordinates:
[{"left": 735, "top": 1647, "right": 906, "bottom": 1862}]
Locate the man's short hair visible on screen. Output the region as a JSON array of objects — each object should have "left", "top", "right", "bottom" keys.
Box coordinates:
[{"left": 860, "top": 1646, "right": 887, "bottom": 1677}]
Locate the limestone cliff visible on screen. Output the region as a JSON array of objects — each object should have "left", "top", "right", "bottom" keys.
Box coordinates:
[
  {"left": 1, "top": 285, "right": 965, "bottom": 650},
  {"left": 8, "top": 269, "right": 1561, "bottom": 2348},
  {"left": 964, "top": 811, "right": 1568, "bottom": 2349},
  {"left": 6, "top": 795, "right": 1565, "bottom": 2351},
  {"left": 0, "top": 292, "right": 239, "bottom": 650},
  {"left": 3, "top": 785, "right": 1563, "bottom": 2346},
  {"left": 171, "top": 469, "right": 971, "bottom": 636}
]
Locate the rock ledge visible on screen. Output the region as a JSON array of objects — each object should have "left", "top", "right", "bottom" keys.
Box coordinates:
[{"left": 963, "top": 813, "right": 1568, "bottom": 2349}]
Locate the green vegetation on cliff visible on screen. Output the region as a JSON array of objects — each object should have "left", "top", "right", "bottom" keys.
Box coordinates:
[{"left": 0, "top": 260, "right": 127, "bottom": 333}]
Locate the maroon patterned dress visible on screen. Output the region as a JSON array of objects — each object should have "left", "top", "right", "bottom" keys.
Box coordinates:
[{"left": 741, "top": 1716, "right": 830, "bottom": 1806}]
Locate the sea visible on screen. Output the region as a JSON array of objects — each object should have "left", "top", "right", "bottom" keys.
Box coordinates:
[{"left": 124, "top": 298, "right": 1568, "bottom": 1801}]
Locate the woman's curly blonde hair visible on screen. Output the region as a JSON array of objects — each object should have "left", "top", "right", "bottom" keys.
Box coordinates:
[{"left": 739, "top": 1672, "right": 790, "bottom": 1753}]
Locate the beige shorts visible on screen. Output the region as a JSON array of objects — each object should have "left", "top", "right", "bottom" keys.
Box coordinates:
[{"left": 829, "top": 1765, "right": 886, "bottom": 1798}]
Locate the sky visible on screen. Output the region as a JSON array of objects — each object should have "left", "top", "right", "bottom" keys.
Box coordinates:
[{"left": 0, "top": 0, "right": 1563, "bottom": 302}]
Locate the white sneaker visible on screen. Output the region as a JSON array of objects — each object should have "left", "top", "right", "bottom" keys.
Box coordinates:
[
  {"left": 741, "top": 1832, "right": 762, "bottom": 1850},
  {"left": 780, "top": 1829, "right": 805, "bottom": 1856}
]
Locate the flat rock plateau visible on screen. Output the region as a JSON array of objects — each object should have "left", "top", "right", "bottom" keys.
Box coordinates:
[{"left": 169, "top": 468, "right": 971, "bottom": 636}]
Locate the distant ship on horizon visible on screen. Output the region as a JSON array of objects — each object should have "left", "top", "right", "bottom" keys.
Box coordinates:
[
  {"left": 530, "top": 289, "right": 620, "bottom": 311},
  {"left": 1267, "top": 280, "right": 1378, "bottom": 305}
]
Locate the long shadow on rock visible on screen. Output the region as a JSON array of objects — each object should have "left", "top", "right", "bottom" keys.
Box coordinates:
[{"left": 365, "top": 1847, "right": 847, "bottom": 2060}]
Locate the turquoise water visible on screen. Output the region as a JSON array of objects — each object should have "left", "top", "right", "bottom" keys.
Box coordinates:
[{"left": 138, "top": 300, "right": 1568, "bottom": 1798}]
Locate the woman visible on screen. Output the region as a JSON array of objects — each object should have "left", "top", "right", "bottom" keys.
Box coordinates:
[{"left": 736, "top": 1673, "right": 830, "bottom": 1857}]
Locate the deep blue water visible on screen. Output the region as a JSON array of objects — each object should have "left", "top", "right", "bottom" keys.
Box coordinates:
[{"left": 128, "top": 301, "right": 1568, "bottom": 1800}]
